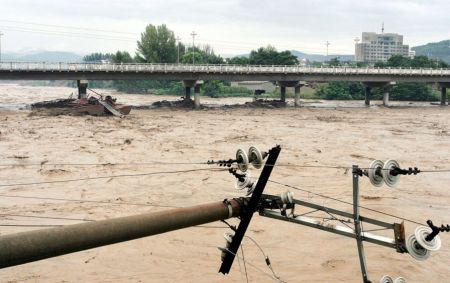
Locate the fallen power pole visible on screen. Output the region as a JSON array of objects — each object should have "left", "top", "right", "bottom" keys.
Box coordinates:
[{"left": 0, "top": 199, "right": 243, "bottom": 269}]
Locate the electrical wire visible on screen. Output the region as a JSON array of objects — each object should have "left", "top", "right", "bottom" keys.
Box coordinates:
[
  {"left": 240, "top": 245, "right": 249, "bottom": 283},
  {"left": 0, "top": 194, "right": 179, "bottom": 208},
  {"left": 244, "top": 236, "right": 284, "bottom": 281},
  {"left": 2, "top": 161, "right": 449, "bottom": 173},
  {"left": 0, "top": 213, "right": 93, "bottom": 222},
  {"left": 0, "top": 224, "right": 64, "bottom": 227},
  {"left": 0, "top": 19, "right": 352, "bottom": 54},
  {"left": 269, "top": 179, "right": 426, "bottom": 226},
  {"left": 222, "top": 248, "right": 285, "bottom": 283},
  {"left": 0, "top": 167, "right": 227, "bottom": 188}
]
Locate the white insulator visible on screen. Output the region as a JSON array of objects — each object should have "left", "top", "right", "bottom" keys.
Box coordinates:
[
  {"left": 379, "top": 275, "right": 394, "bottom": 283},
  {"left": 368, "top": 159, "right": 385, "bottom": 187},
  {"left": 280, "top": 191, "right": 294, "bottom": 205},
  {"left": 382, "top": 160, "right": 401, "bottom": 187},
  {"left": 248, "top": 146, "right": 264, "bottom": 169},
  {"left": 414, "top": 226, "right": 441, "bottom": 252},
  {"left": 246, "top": 179, "right": 258, "bottom": 196},
  {"left": 236, "top": 148, "right": 249, "bottom": 172},
  {"left": 234, "top": 172, "right": 253, "bottom": 191},
  {"left": 220, "top": 232, "right": 234, "bottom": 261},
  {"left": 394, "top": 277, "right": 406, "bottom": 283},
  {"left": 224, "top": 232, "right": 233, "bottom": 244},
  {"left": 405, "top": 233, "right": 431, "bottom": 261}
]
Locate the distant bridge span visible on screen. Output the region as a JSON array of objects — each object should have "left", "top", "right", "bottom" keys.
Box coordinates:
[{"left": 1, "top": 62, "right": 449, "bottom": 107}]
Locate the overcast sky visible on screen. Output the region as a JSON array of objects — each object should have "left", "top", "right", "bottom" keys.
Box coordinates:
[{"left": 1, "top": 0, "right": 449, "bottom": 56}]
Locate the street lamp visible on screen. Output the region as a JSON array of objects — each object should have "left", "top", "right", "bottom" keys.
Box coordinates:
[
  {"left": 176, "top": 36, "right": 181, "bottom": 64},
  {"left": 190, "top": 31, "right": 197, "bottom": 65},
  {"left": 0, "top": 31, "right": 4, "bottom": 62}
]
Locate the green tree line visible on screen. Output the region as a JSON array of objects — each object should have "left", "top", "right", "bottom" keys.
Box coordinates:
[
  {"left": 84, "top": 24, "right": 297, "bottom": 96},
  {"left": 316, "top": 55, "right": 447, "bottom": 101},
  {"left": 83, "top": 23, "right": 447, "bottom": 101}
]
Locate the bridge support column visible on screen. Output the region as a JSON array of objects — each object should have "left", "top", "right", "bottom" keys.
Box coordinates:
[
  {"left": 185, "top": 87, "right": 191, "bottom": 100},
  {"left": 77, "top": 80, "right": 88, "bottom": 99},
  {"left": 383, "top": 92, "right": 389, "bottom": 106},
  {"left": 364, "top": 86, "right": 371, "bottom": 106},
  {"left": 194, "top": 81, "right": 203, "bottom": 110},
  {"left": 441, "top": 87, "right": 447, "bottom": 106},
  {"left": 362, "top": 82, "right": 395, "bottom": 107},
  {"left": 294, "top": 85, "right": 301, "bottom": 107},
  {"left": 278, "top": 81, "right": 300, "bottom": 105},
  {"left": 183, "top": 80, "right": 197, "bottom": 101},
  {"left": 294, "top": 81, "right": 306, "bottom": 107},
  {"left": 280, "top": 86, "right": 286, "bottom": 102}
]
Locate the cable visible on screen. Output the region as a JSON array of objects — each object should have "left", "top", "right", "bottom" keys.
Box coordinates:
[
  {"left": 0, "top": 213, "right": 93, "bottom": 222},
  {"left": 241, "top": 245, "right": 249, "bottom": 283},
  {"left": 222, "top": 248, "right": 285, "bottom": 283},
  {"left": 0, "top": 19, "right": 139, "bottom": 36},
  {"left": 3, "top": 161, "right": 449, "bottom": 173},
  {"left": 0, "top": 194, "right": 179, "bottom": 208},
  {"left": 244, "top": 236, "right": 284, "bottom": 281},
  {"left": 269, "top": 179, "right": 425, "bottom": 226},
  {"left": 0, "top": 161, "right": 210, "bottom": 167},
  {"left": 0, "top": 224, "right": 64, "bottom": 227},
  {"left": 0, "top": 168, "right": 227, "bottom": 188}
]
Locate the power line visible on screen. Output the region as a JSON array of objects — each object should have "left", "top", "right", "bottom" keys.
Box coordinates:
[
  {"left": 2, "top": 161, "right": 449, "bottom": 173},
  {"left": 268, "top": 179, "right": 425, "bottom": 226},
  {"left": 0, "top": 213, "right": 93, "bottom": 222},
  {"left": 0, "top": 19, "right": 139, "bottom": 36},
  {"left": 0, "top": 194, "right": 179, "bottom": 208},
  {"left": 0, "top": 20, "right": 352, "bottom": 54},
  {"left": 0, "top": 224, "right": 64, "bottom": 227},
  {"left": 0, "top": 168, "right": 227, "bottom": 188},
  {"left": 244, "top": 236, "right": 283, "bottom": 281},
  {"left": 222, "top": 248, "right": 285, "bottom": 283}
]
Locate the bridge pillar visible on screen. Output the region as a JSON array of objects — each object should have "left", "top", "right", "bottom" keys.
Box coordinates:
[
  {"left": 280, "top": 86, "right": 286, "bottom": 102},
  {"left": 364, "top": 86, "right": 371, "bottom": 106},
  {"left": 194, "top": 81, "right": 203, "bottom": 110},
  {"left": 294, "top": 85, "right": 301, "bottom": 107},
  {"left": 383, "top": 92, "right": 389, "bottom": 106},
  {"left": 77, "top": 80, "right": 88, "bottom": 99},
  {"left": 441, "top": 87, "right": 447, "bottom": 106},
  {"left": 183, "top": 80, "right": 197, "bottom": 101},
  {"left": 185, "top": 87, "right": 191, "bottom": 100},
  {"left": 382, "top": 82, "right": 396, "bottom": 107},
  {"left": 362, "top": 82, "right": 395, "bottom": 107},
  {"left": 278, "top": 81, "right": 300, "bottom": 104}
]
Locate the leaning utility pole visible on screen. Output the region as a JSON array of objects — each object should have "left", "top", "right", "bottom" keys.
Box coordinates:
[{"left": 0, "top": 199, "right": 243, "bottom": 269}]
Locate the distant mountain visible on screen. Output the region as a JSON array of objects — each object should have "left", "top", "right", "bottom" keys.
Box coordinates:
[
  {"left": 290, "top": 50, "right": 354, "bottom": 62},
  {"left": 1, "top": 51, "right": 83, "bottom": 62},
  {"left": 412, "top": 40, "right": 450, "bottom": 63}
]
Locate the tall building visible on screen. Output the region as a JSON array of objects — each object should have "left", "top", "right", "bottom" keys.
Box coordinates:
[{"left": 355, "top": 32, "right": 409, "bottom": 63}]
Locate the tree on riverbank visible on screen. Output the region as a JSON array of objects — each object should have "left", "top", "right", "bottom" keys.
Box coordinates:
[{"left": 315, "top": 56, "right": 440, "bottom": 101}]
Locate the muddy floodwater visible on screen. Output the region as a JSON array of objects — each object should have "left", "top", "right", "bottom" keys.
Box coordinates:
[{"left": 0, "top": 84, "right": 449, "bottom": 282}]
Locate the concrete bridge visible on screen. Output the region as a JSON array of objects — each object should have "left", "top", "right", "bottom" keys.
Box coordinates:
[{"left": 1, "top": 62, "right": 449, "bottom": 108}]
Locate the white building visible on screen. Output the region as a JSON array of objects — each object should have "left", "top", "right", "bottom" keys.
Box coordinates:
[{"left": 355, "top": 32, "right": 409, "bottom": 63}]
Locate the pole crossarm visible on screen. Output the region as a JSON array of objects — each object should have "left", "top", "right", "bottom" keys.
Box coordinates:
[{"left": 257, "top": 194, "right": 405, "bottom": 251}]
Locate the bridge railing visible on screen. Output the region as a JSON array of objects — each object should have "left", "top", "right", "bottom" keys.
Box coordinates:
[{"left": 1, "top": 62, "right": 450, "bottom": 76}]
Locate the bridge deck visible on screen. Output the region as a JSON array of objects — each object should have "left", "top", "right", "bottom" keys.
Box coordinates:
[{"left": 1, "top": 62, "right": 450, "bottom": 82}]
